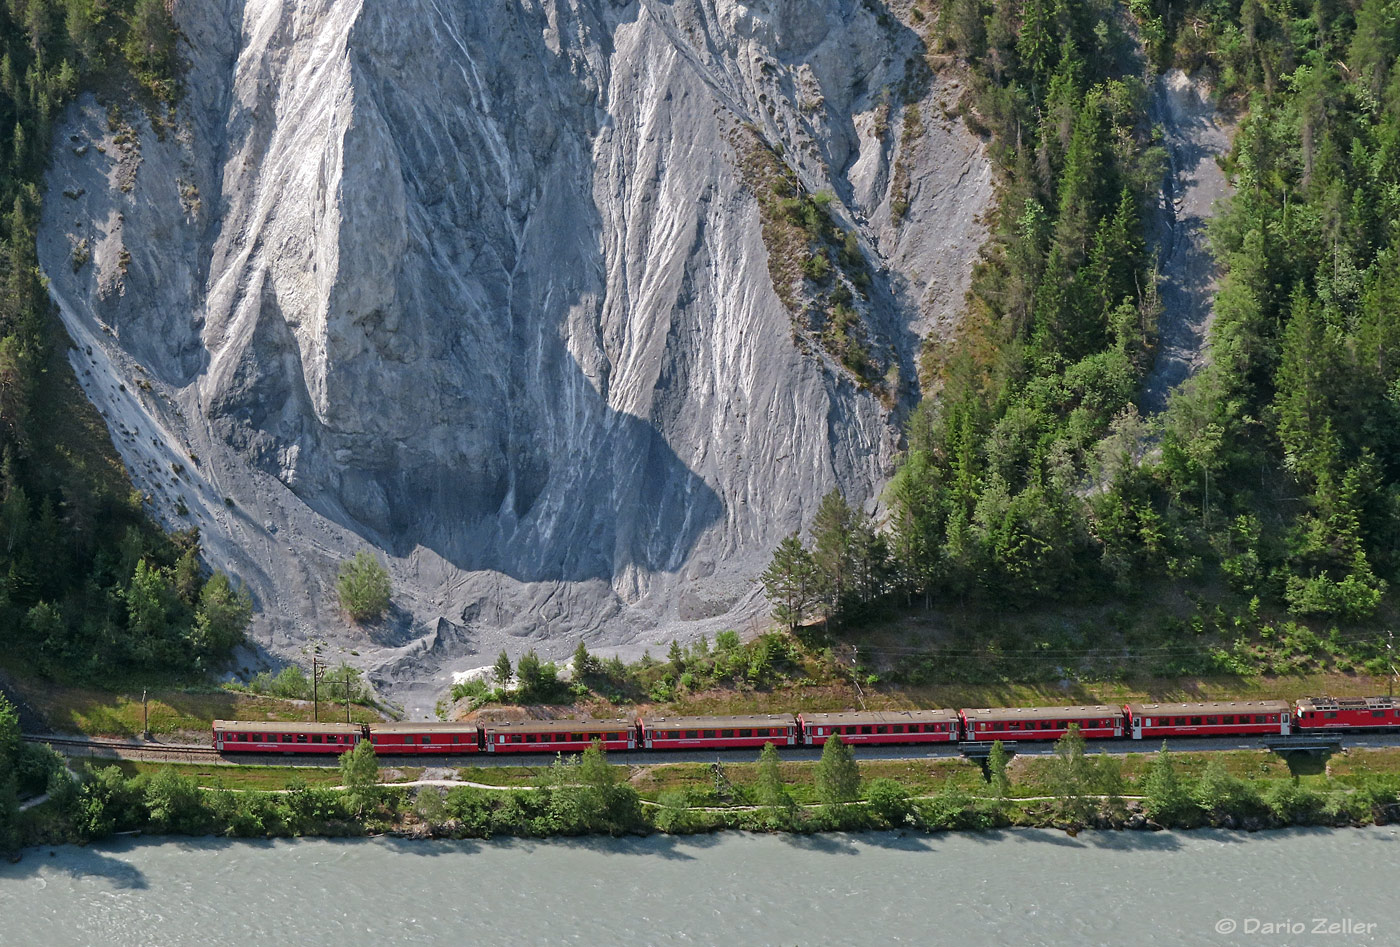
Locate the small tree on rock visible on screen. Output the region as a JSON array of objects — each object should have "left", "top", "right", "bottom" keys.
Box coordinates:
[{"left": 336, "top": 551, "right": 391, "bottom": 623}]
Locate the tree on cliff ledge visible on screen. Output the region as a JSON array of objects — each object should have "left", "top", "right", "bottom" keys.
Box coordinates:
[{"left": 336, "top": 551, "right": 392, "bottom": 624}]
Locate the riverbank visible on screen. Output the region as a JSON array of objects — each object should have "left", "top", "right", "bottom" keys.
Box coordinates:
[{"left": 13, "top": 736, "right": 1400, "bottom": 855}]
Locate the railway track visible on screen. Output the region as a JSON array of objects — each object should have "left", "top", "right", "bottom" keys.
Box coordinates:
[{"left": 22, "top": 733, "right": 221, "bottom": 764}]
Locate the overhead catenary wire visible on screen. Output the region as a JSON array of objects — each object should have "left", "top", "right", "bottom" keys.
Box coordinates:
[{"left": 837, "top": 627, "right": 1389, "bottom": 662}]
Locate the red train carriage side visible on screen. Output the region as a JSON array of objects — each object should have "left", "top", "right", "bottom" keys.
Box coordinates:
[
  {"left": 799, "top": 710, "right": 960, "bottom": 746},
  {"left": 213, "top": 720, "right": 359, "bottom": 754},
  {"left": 1295, "top": 696, "right": 1400, "bottom": 731},
  {"left": 1125, "top": 700, "right": 1290, "bottom": 740},
  {"left": 960, "top": 705, "right": 1123, "bottom": 742},
  {"left": 639, "top": 714, "right": 798, "bottom": 750},
  {"left": 366, "top": 722, "right": 482, "bottom": 754},
  {"left": 483, "top": 718, "right": 636, "bottom": 753}
]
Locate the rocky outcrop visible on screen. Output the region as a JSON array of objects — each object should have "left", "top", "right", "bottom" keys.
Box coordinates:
[{"left": 38, "top": 0, "right": 991, "bottom": 715}]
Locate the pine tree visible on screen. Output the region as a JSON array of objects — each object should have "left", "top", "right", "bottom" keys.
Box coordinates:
[
  {"left": 1142, "top": 742, "right": 1190, "bottom": 825},
  {"left": 571, "top": 640, "right": 597, "bottom": 680},
  {"left": 754, "top": 742, "right": 796, "bottom": 821},
  {"left": 339, "top": 739, "right": 380, "bottom": 818},
  {"left": 493, "top": 651, "right": 513, "bottom": 689},
  {"left": 987, "top": 739, "right": 1011, "bottom": 802},
  {"left": 761, "top": 533, "right": 818, "bottom": 632},
  {"left": 1050, "top": 724, "right": 1092, "bottom": 824},
  {"left": 810, "top": 489, "right": 857, "bottom": 620},
  {"left": 815, "top": 734, "right": 861, "bottom": 806}
]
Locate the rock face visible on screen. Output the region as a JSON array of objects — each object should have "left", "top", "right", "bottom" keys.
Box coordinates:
[
  {"left": 38, "top": 0, "right": 991, "bottom": 713},
  {"left": 1143, "top": 69, "right": 1236, "bottom": 411}
]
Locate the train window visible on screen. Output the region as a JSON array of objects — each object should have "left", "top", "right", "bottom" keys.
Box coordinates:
[
  {"left": 859, "top": 726, "right": 871, "bottom": 735},
  {"left": 297, "top": 734, "right": 308, "bottom": 743},
  {"left": 740, "top": 729, "right": 753, "bottom": 737},
  {"left": 1223, "top": 716, "right": 1234, "bottom": 724},
  {"left": 423, "top": 736, "right": 432, "bottom": 744},
  {"left": 892, "top": 725, "right": 904, "bottom": 734},
  {"left": 312, "top": 735, "right": 323, "bottom": 744},
  {"left": 1206, "top": 717, "right": 1217, "bottom": 726},
  {"left": 1325, "top": 712, "right": 1338, "bottom": 719},
  {"left": 1191, "top": 718, "right": 1202, "bottom": 726},
  {"left": 1373, "top": 711, "right": 1386, "bottom": 718}
]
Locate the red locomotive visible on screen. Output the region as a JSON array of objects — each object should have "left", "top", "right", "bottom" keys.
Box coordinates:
[{"left": 1294, "top": 696, "right": 1400, "bottom": 732}]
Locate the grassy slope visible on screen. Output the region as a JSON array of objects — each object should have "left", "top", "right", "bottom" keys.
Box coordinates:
[{"left": 1, "top": 658, "right": 384, "bottom": 738}]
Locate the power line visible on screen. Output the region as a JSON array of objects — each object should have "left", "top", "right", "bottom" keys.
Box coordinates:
[{"left": 842, "top": 628, "right": 1387, "bottom": 662}]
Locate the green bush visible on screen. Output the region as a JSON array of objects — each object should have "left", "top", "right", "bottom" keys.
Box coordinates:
[{"left": 336, "top": 551, "right": 392, "bottom": 623}]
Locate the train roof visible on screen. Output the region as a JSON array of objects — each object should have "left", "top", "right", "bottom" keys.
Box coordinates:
[
  {"left": 961, "top": 705, "right": 1122, "bottom": 721},
  {"left": 370, "top": 722, "right": 479, "bottom": 733},
  {"left": 798, "top": 709, "right": 957, "bottom": 724},
  {"left": 640, "top": 714, "right": 798, "bottom": 730},
  {"left": 1296, "top": 695, "right": 1396, "bottom": 712},
  {"left": 1126, "top": 700, "right": 1291, "bottom": 715},
  {"left": 213, "top": 720, "right": 359, "bottom": 735},
  {"left": 481, "top": 718, "right": 635, "bottom": 734}
]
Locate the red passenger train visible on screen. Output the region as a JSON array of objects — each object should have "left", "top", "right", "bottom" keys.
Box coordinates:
[
  {"left": 1126, "top": 701, "right": 1290, "bottom": 739},
  {"left": 211, "top": 692, "right": 1392, "bottom": 757},
  {"left": 960, "top": 705, "right": 1124, "bottom": 742}
]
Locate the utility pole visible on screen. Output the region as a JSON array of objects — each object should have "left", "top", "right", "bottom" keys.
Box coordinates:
[
  {"left": 1388, "top": 630, "right": 1395, "bottom": 700},
  {"left": 312, "top": 655, "right": 319, "bottom": 722},
  {"left": 851, "top": 646, "right": 867, "bottom": 711},
  {"left": 142, "top": 689, "right": 149, "bottom": 740}
]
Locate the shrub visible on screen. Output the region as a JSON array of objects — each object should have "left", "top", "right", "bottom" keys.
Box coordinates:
[
  {"left": 144, "top": 766, "right": 208, "bottom": 834},
  {"left": 336, "top": 550, "right": 392, "bottom": 623},
  {"left": 865, "top": 778, "right": 913, "bottom": 827}
]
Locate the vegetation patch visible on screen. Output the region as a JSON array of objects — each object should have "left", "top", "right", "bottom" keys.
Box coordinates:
[{"left": 732, "top": 125, "right": 892, "bottom": 398}]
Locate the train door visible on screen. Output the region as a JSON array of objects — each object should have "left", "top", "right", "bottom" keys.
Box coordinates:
[
  {"left": 1131, "top": 715, "right": 1143, "bottom": 740},
  {"left": 1281, "top": 712, "right": 1291, "bottom": 736}
]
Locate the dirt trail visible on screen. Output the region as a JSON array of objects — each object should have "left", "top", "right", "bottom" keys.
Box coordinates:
[{"left": 1142, "top": 69, "right": 1237, "bottom": 411}]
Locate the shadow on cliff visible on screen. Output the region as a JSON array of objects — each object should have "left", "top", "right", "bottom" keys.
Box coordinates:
[{"left": 204, "top": 0, "right": 723, "bottom": 587}]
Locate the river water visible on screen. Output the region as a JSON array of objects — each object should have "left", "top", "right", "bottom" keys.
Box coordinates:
[{"left": 2, "top": 828, "right": 1397, "bottom": 946}]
